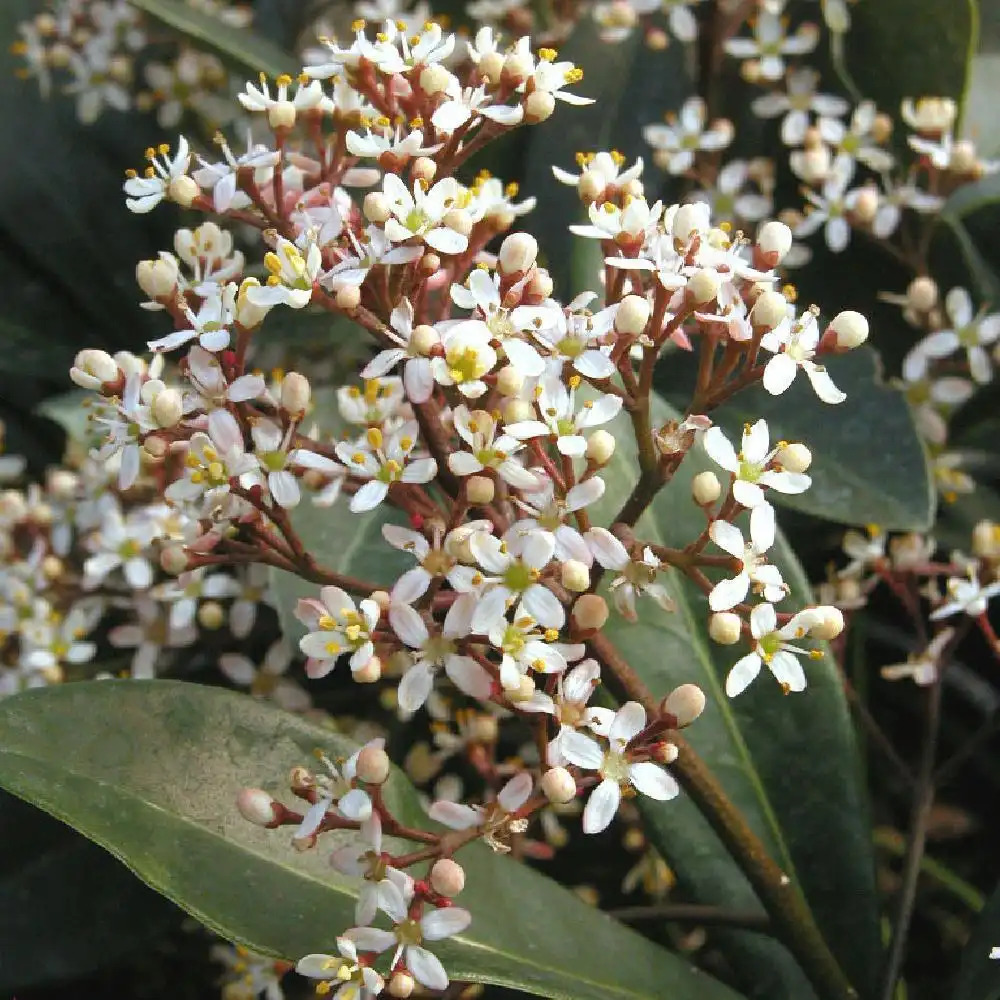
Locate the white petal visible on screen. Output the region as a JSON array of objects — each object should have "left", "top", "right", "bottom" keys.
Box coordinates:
[
  {"left": 582, "top": 778, "right": 621, "bottom": 834},
  {"left": 609, "top": 701, "right": 646, "bottom": 745},
  {"left": 560, "top": 730, "right": 604, "bottom": 770},
  {"left": 421, "top": 906, "right": 472, "bottom": 941},
  {"left": 397, "top": 662, "right": 435, "bottom": 712},
  {"left": 406, "top": 945, "right": 449, "bottom": 991},
  {"left": 709, "top": 573, "right": 750, "bottom": 612},
  {"left": 726, "top": 652, "right": 762, "bottom": 696},
  {"left": 338, "top": 788, "right": 372, "bottom": 821},
  {"left": 628, "top": 761, "right": 679, "bottom": 800}
]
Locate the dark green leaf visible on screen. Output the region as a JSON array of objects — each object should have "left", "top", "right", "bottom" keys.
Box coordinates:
[
  {"left": 127, "top": 0, "right": 296, "bottom": 78},
  {"left": 954, "top": 881, "right": 1000, "bottom": 1000},
  {"left": 0, "top": 681, "right": 744, "bottom": 1000},
  {"left": 591, "top": 394, "right": 880, "bottom": 1000}
]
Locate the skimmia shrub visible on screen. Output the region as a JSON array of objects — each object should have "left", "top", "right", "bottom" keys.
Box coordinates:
[{"left": 3, "top": 1, "right": 1000, "bottom": 1000}]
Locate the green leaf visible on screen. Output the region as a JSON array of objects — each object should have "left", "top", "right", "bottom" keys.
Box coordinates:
[
  {"left": 657, "top": 348, "right": 934, "bottom": 530},
  {"left": 591, "top": 394, "right": 880, "bottom": 1000},
  {"left": 0, "top": 681, "right": 744, "bottom": 1000},
  {"left": 127, "top": 0, "right": 296, "bottom": 78},
  {"left": 954, "top": 881, "right": 1000, "bottom": 999}
]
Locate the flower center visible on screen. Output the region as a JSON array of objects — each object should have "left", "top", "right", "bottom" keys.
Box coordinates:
[
  {"left": 556, "top": 336, "right": 585, "bottom": 359},
  {"left": 395, "top": 918, "right": 423, "bottom": 947},
  {"left": 738, "top": 458, "right": 765, "bottom": 483},
  {"left": 758, "top": 632, "right": 782, "bottom": 661},
  {"left": 957, "top": 323, "right": 981, "bottom": 348},
  {"left": 502, "top": 561, "right": 534, "bottom": 592},
  {"left": 601, "top": 749, "right": 631, "bottom": 784},
  {"left": 447, "top": 346, "right": 486, "bottom": 384}
]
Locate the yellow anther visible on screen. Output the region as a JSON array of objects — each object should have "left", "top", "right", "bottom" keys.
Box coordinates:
[
  {"left": 367, "top": 427, "right": 383, "bottom": 449},
  {"left": 539, "top": 47, "right": 557, "bottom": 61}
]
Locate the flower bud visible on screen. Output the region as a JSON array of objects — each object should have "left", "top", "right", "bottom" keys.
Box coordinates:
[
  {"left": 561, "top": 559, "right": 590, "bottom": 592},
  {"left": 503, "top": 398, "right": 533, "bottom": 424},
  {"left": 852, "top": 185, "right": 880, "bottom": 224},
  {"left": 266, "top": 99, "right": 296, "bottom": 128},
  {"left": 471, "top": 713, "right": 499, "bottom": 742},
  {"left": 586, "top": 430, "right": 616, "bottom": 465},
  {"left": 420, "top": 252, "right": 442, "bottom": 275},
  {"left": 572, "top": 593, "right": 609, "bottom": 632},
  {"left": 419, "top": 63, "right": 451, "bottom": 95},
  {"left": 973, "top": 520, "right": 1000, "bottom": 559},
  {"left": 335, "top": 285, "right": 361, "bottom": 311},
  {"left": 388, "top": 971, "right": 415, "bottom": 999},
  {"left": 478, "top": 51, "right": 504, "bottom": 85},
  {"left": 0, "top": 490, "right": 27, "bottom": 523},
  {"left": 160, "top": 545, "right": 189, "bottom": 575},
  {"left": 467, "top": 475, "right": 495, "bottom": 505},
  {"left": 70, "top": 348, "right": 118, "bottom": 390},
  {"left": 47, "top": 469, "right": 78, "bottom": 500},
  {"left": 198, "top": 601, "right": 225, "bottom": 630},
  {"left": 411, "top": 155, "right": 436, "bottom": 183},
  {"left": 353, "top": 655, "right": 382, "bottom": 683},
  {"left": 237, "top": 787, "right": 279, "bottom": 826},
  {"left": 951, "top": 139, "right": 978, "bottom": 174},
  {"left": 430, "top": 858, "right": 466, "bottom": 897},
  {"left": 168, "top": 174, "right": 199, "bottom": 207},
  {"left": 152, "top": 387, "right": 183, "bottom": 428},
  {"left": 777, "top": 442, "right": 812, "bottom": 473},
  {"left": 752, "top": 289, "right": 788, "bottom": 329},
  {"left": 691, "top": 471, "right": 721, "bottom": 506},
  {"left": 652, "top": 741, "right": 679, "bottom": 764},
  {"left": 810, "top": 606, "right": 844, "bottom": 641},
  {"left": 496, "top": 364, "right": 524, "bottom": 396},
  {"left": 579, "top": 169, "right": 606, "bottom": 204},
  {"left": 672, "top": 204, "right": 706, "bottom": 241},
  {"left": 281, "top": 371, "right": 311, "bottom": 416},
  {"left": 503, "top": 51, "right": 533, "bottom": 85},
  {"left": 136, "top": 255, "right": 179, "bottom": 299},
  {"left": 236, "top": 278, "right": 270, "bottom": 328},
  {"left": 356, "top": 744, "right": 391, "bottom": 784},
  {"left": 409, "top": 324, "right": 439, "bottom": 356},
  {"left": 525, "top": 90, "right": 556, "bottom": 123},
  {"left": 663, "top": 683, "right": 706, "bottom": 727},
  {"left": 830, "top": 310, "right": 869, "bottom": 349},
  {"left": 364, "top": 191, "right": 391, "bottom": 223},
  {"left": 499, "top": 232, "right": 538, "bottom": 275},
  {"left": 871, "top": 112, "right": 893, "bottom": 145},
  {"left": 687, "top": 268, "right": 721, "bottom": 304},
  {"left": 709, "top": 611, "right": 742, "bottom": 645},
  {"left": 615, "top": 294, "right": 651, "bottom": 336},
  {"left": 526, "top": 268, "right": 554, "bottom": 301},
  {"left": 907, "top": 276, "right": 938, "bottom": 312},
  {"left": 507, "top": 673, "right": 535, "bottom": 700},
  {"left": 757, "top": 220, "right": 793, "bottom": 263},
  {"left": 443, "top": 208, "right": 473, "bottom": 237},
  {"left": 370, "top": 590, "right": 392, "bottom": 612},
  {"left": 541, "top": 766, "right": 578, "bottom": 804}
]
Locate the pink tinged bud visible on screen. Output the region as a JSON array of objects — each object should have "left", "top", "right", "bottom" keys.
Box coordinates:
[
  {"left": 663, "top": 683, "right": 707, "bottom": 727},
  {"left": 687, "top": 268, "right": 721, "bottom": 305},
  {"left": 159, "top": 545, "right": 189, "bottom": 575},
  {"left": 353, "top": 655, "right": 382, "bottom": 683},
  {"left": 268, "top": 101, "right": 296, "bottom": 129},
  {"left": 907, "top": 276, "right": 938, "bottom": 312},
  {"left": 709, "top": 611, "right": 742, "bottom": 645},
  {"left": 752, "top": 289, "right": 788, "bottom": 329},
  {"left": 496, "top": 364, "right": 524, "bottom": 397},
  {"left": 356, "top": 745, "right": 391, "bottom": 784},
  {"left": 412, "top": 156, "right": 437, "bottom": 183},
  {"left": 830, "top": 310, "right": 869, "bottom": 349},
  {"left": 479, "top": 51, "right": 504, "bottom": 85},
  {"left": 335, "top": 285, "right": 361, "bottom": 311},
  {"left": 572, "top": 593, "right": 609, "bottom": 632},
  {"left": 811, "top": 606, "right": 845, "bottom": 641},
  {"left": 691, "top": 471, "right": 721, "bottom": 505},
  {"left": 281, "top": 371, "right": 311, "bottom": 416},
  {"left": 561, "top": 559, "right": 591, "bottom": 592},
  {"left": 467, "top": 475, "right": 495, "bottom": 505},
  {"left": 526, "top": 268, "right": 553, "bottom": 301},
  {"left": 499, "top": 232, "right": 538, "bottom": 275},
  {"left": 371, "top": 590, "right": 391, "bottom": 612},
  {"left": 364, "top": 191, "right": 391, "bottom": 223},
  {"left": 525, "top": 90, "right": 556, "bottom": 123},
  {"left": 421, "top": 253, "right": 442, "bottom": 276},
  {"left": 586, "top": 429, "right": 616, "bottom": 465},
  {"left": 541, "top": 766, "right": 578, "bottom": 804},
  {"left": 502, "top": 51, "right": 533, "bottom": 85},
  {"left": 419, "top": 63, "right": 451, "bottom": 95},
  {"left": 652, "top": 741, "right": 679, "bottom": 764},
  {"left": 615, "top": 294, "right": 651, "bottom": 335},
  {"left": 70, "top": 348, "right": 118, "bottom": 389},
  {"left": 237, "top": 787, "right": 279, "bottom": 826},
  {"left": 388, "top": 971, "right": 415, "bottom": 999},
  {"left": 777, "top": 442, "right": 812, "bottom": 473},
  {"left": 757, "top": 220, "right": 793, "bottom": 262},
  {"left": 429, "top": 858, "right": 466, "bottom": 897},
  {"left": 152, "top": 387, "right": 183, "bottom": 428},
  {"left": 167, "top": 175, "right": 199, "bottom": 208}
]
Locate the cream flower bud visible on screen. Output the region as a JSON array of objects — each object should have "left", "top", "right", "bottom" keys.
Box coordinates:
[
  {"left": 160, "top": 545, "right": 189, "bottom": 575},
  {"left": 810, "top": 606, "right": 844, "bottom": 641},
  {"left": 709, "top": 611, "right": 742, "bottom": 645},
  {"left": 152, "top": 387, "right": 183, "bottom": 428},
  {"left": 281, "top": 371, "right": 311, "bottom": 416},
  {"left": 757, "top": 220, "right": 793, "bottom": 262},
  {"left": 973, "top": 520, "right": 1000, "bottom": 559},
  {"left": 503, "top": 398, "right": 533, "bottom": 424},
  {"left": 872, "top": 113, "right": 893, "bottom": 145},
  {"left": 136, "top": 256, "right": 178, "bottom": 299},
  {"left": 198, "top": 601, "right": 225, "bottom": 630},
  {"left": 410, "top": 324, "right": 439, "bottom": 356},
  {"left": 752, "top": 289, "right": 788, "bottom": 329},
  {"left": 42, "top": 555, "right": 63, "bottom": 580},
  {"left": 411, "top": 156, "right": 436, "bottom": 183},
  {"left": 561, "top": 559, "right": 591, "bottom": 592},
  {"left": 364, "top": 191, "right": 391, "bottom": 223},
  {"left": 951, "top": 139, "right": 978, "bottom": 173},
  {"left": 237, "top": 787, "right": 279, "bottom": 826},
  {"left": 586, "top": 429, "right": 616, "bottom": 465},
  {"left": 443, "top": 208, "right": 473, "bottom": 237},
  {"left": 421, "top": 253, "right": 442, "bottom": 275},
  {"left": 507, "top": 674, "right": 535, "bottom": 700},
  {"left": 526, "top": 268, "right": 554, "bottom": 301},
  {"left": 503, "top": 51, "right": 534, "bottom": 84},
  {"left": 579, "top": 169, "right": 606, "bottom": 204},
  {"left": 672, "top": 204, "right": 705, "bottom": 241},
  {"left": 467, "top": 475, "right": 495, "bottom": 505},
  {"left": 653, "top": 741, "right": 679, "bottom": 764},
  {"left": 268, "top": 100, "right": 296, "bottom": 129},
  {"left": 356, "top": 744, "right": 391, "bottom": 784},
  {"left": 143, "top": 435, "right": 167, "bottom": 459},
  {"left": 687, "top": 268, "right": 721, "bottom": 304},
  {"left": 852, "top": 185, "right": 879, "bottom": 224},
  {"left": 430, "top": 858, "right": 466, "bottom": 897},
  {"left": 777, "top": 442, "right": 812, "bottom": 473},
  {"left": 236, "top": 278, "right": 270, "bottom": 328},
  {"left": 664, "top": 683, "right": 707, "bottom": 727},
  {"left": 907, "top": 276, "right": 938, "bottom": 312},
  {"left": 830, "top": 310, "right": 869, "bottom": 349},
  {"left": 496, "top": 364, "right": 524, "bottom": 396},
  {"left": 525, "top": 90, "right": 556, "bottom": 122},
  {"left": 572, "top": 593, "right": 609, "bottom": 631},
  {"left": 616, "top": 294, "right": 651, "bottom": 335},
  {"left": 335, "top": 285, "right": 361, "bottom": 311},
  {"left": 46, "top": 469, "right": 78, "bottom": 500},
  {"left": 0, "top": 490, "right": 27, "bottom": 522},
  {"left": 168, "top": 174, "right": 199, "bottom": 207},
  {"left": 541, "top": 766, "right": 578, "bottom": 804},
  {"left": 70, "top": 348, "right": 118, "bottom": 389},
  {"left": 388, "top": 971, "right": 415, "bottom": 999},
  {"left": 353, "top": 655, "right": 382, "bottom": 683},
  {"left": 691, "top": 470, "right": 721, "bottom": 505},
  {"left": 419, "top": 63, "right": 452, "bottom": 95},
  {"left": 371, "top": 590, "right": 392, "bottom": 612},
  {"left": 499, "top": 232, "right": 538, "bottom": 274},
  {"left": 479, "top": 51, "right": 504, "bottom": 85},
  {"left": 471, "top": 713, "right": 499, "bottom": 742}
]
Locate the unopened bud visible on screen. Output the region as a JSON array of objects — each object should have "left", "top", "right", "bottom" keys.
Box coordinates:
[
  {"left": 503, "top": 398, "right": 533, "bottom": 424},
  {"left": 830, "top": 310, "right": 869, "bottom": 349},
  {"left": 152, "top": 387, "right": 183, "bottom": 428},
  {"left": 430, "top": 858, "right": 466, "bottom": 896},
  {"left": 687, "top": 268, "right": 721, "bottom": 304},
  {"left": 871, "top": 113, "right": 893, "bottom": 145},
  {"left": 579, "top": 169, "right": 606, "bottom": 204},
  {"left": 496, "top": 364, "right": 524, "bottom": 396},
  {"left": 811, "top": 606, "right": 844, "bottom": 641},
  {"left": 663, "top": 683, "right": 706, "bottom": 727},
  {"left": 973, "top": 520, "right": 1000, "bottom": 559},
  {"left": 160, "top": 545, "right": 189, "bottom": 575},
  {"left": 419, "top": 63, "right": 451, "bottom": 95},
  {"left": 541, "top": 766, "right": 578, "bottom": 804},
  {"left": 503, "top": 51, "right": 533, "bottom": 85},
  {"left": 691, "top": 470, "right": 721, "bottom": 506},
  {"left": 951, "top": 139, "right": 978, "bottom": 174},
  {"left": 198, "top": 601, "right": 225, "bottom": 630},
  {"left": 41, "top": 555, "right": 63, "bottom": 580},
  {"left": 280, "top": 371, "right": 311, "bottom": 416},
  {"left": 388, "top": 971, "right": 415, "bottom": 998},
  {"left": 167, "top": 174, "right": 199, "bottom": 207},
  {"left": 70, "top": 348, "right": 118, "bottom": 390},
  {"left": 410, "top": 324, "right": 439, "bottom": 356},
  {"left": 652, "top": 741, "right": 679, "bottom": 764},
  {"left": 478, "top": 51, "right": 504, "bottom": 85},
  {"left": 353, "top": 655, "right": 382, "bottom": 683},
  {"left": 499, "top": 232, "right": 538, "bottom": 275},
  {"left": 752, "top": 289, "right": 788, "bottom": 329},
  {"left": 757, "top": 220, "right": 793, "bottom": 263},
  {"left": 268, "top": 100, "right": 297, "bottom": 129},
  {"left": 467, "top": 475, "right": 495, "bottom": 505},
  {"left": 672, "top": 204, "right": 706, "bottom": 241},
  {"left": 364, "top": 191, "right": 391, "bottom": 223},
  {"left": 777, "top": 442, "right": 812, "bottom": 473},
  {"left": 370, "top": 590, "right": 391, "bottom": 612},
  {"left": 356, "top": 744, "right": 391, "bottom": 784},
  {"left": 420, "top": 252, "right": 442, "bottom": 275},
  {"left": 852, "top": 185, "right": 879, "bottom": 224},
  {"left": 335, "top": 285, "right": 361, "bottom": 311},
  {"left": 411, "top": 156, "right": 436, "bottom": 183},
  {"left": 572, "top": 593, "right": 609, "bottom": 632},
  {"left": 561, "top": 559, "right": 590, "bottom": 592},
  {"left": 615, "top": 294, "right": 651, "bottom": 336},
  {"left": 525, "top": 90, "right": 556, "bottom": 122},
  {"left": 709, "top": 611, "right": 742, "bottom": 645},
  {"left": 907, "top": 276, "right": 938, "bottom": 312},
  {"left": 237, "top": 787, "right": 279, "bottom": 826},
  {"left": 471, "top": 713, "right": 499, "bottom": 742},
  {"left": 526, "top": 268, "right": 553, "bottom": 301},
  {"left": 586, "top": 429, "right": 616, "bottom": 465},
  {"left": 136, "top": 256, "right": 179, "bottom": 299}
]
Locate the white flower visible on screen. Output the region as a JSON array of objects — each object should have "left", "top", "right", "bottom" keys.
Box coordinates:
[
  {"left": 107, "top": 597, "right": 196, "bottom": 678},
  {"left": 724, "top": 11, "right": 819, "bottom": 81},
  {"left": 429, "top": 770, "right": 533, "bottom": 852},
  {"left": 193, "top": 132, "right": 278, "bottom": 213},
  {"left": 219, "top": 640, "right": 310, "bottom": 711},
  {"left": 329, "top": 812, "right": 401, "bottom": 926},
  {"left": 690, "top": 159, "right": 772, "bottom": 223},
  {"left": 525, "top": 50, "right": 593, "bottom": 106},
  {"left": 561, "top": 701, "right": 679, "bottom": 834},
  {"left": 151, "top": 568, "right": 238, "bottom": 631},
  {"left": 570, "top": 195, "right": 664, "bottom": 244},
  {"left": 297, "top": 938, "right": 383, "bottom": 1000},
  {"left": 148, "top": 282, "right": 234, "bottom": 353},
  {"left": 432, "top": 84, "right": 524, "bottom": 132},
  {"left": 381, "top": 174, "right": 470, "bottom": 254},
  {"left": 91, "top": 374, "right": 159, "bottom": 490},
  {"left": 725, "top": 603, "right": 824, "bottom": 697},
  {"left": 914, "top": 287, "right": 1000, "bottom": 385},
  {"left": 238, "top": 72, "right": 325, "bottom": 122},
  {"left": 930, "top": 566, "right": 1000, "bottom": 620},
  {"left": 84, "top": 510, "right": 159, "bottom": 589},
  {"left": 488, "top": 615, "right": 581, "bottom": 690},
  {"left": 760, "top": 309, "right": 845, "bottom": 403},
  {"left": 552, "top": 150, "right": 644, "bottom": 192},
  {"left": 708, "top": 505, "right": 786, "bottom": 610},
  {"left": 296, "top": 742, "right": 379, "bottom": 839},
  {"left": 347, "top": 123, "right": 440, "bottom": 160},
  {"left": 247, "top": 238, "right": 322, "bottom": 310},
  {"left": 836, "top": 101, "right": 894, "bottom": 173},
  {"left": 431, "top": 324, "right": 498, "bottom": 399},
  {"left": 586, "top": 529, "right": 674, "bottom": 621},
  {"left": 335, "top": 422, "right": 436, "bottom": 513},
  {"left": 643, "top": 97, "right": 734, "bottom": 175},
  {"left": 20, "top": 606, "right": 98, "bottom": 673},
  {"left": 124, "top": 137, "right": 194, "bottom": 213},
  {"left": 529, "top": 298, "right": 618, "bottom": 379},
  {"left": 448, "top": 406, "right": 539, "bottom": 490},
  {"left": 321, "top": 225, "right": 422, "bottom": 290},
  {"left": 794, "top": 153, "right": 855, "bottom": 252},
  {"left": 184, "top": 345, "right": 266, "bottom": 410},
  {"left": 296, "top": 586, "right": 382, "bottom": 678},
  {"left": 839, "top": 526, "right": 886, "bottom": 578},
  {"left": 750, "top": 67, "right": 848, "bottom": 146},
  {"left": 881, "top": 629, "right": 953, "bottom": 686},
  {"left": 703, "top": 419, "right": 811, "bottom": 508}
]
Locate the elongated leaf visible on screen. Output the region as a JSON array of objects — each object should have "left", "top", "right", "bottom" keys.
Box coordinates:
[
  {"left": 657, "top": 347, "right": 934, "bottom": 530},
  {"left": 127, "top": 0, "right": 295, "bottom": 78},
  {"left": 591, "top": 394, "right": 880, "bottom": 1000},
  {"left": 0, "top": 681, "right": 743, "bottom": 1000},
  {"left": 954, "top": 881, "right": 1000, "bottom": 999}
]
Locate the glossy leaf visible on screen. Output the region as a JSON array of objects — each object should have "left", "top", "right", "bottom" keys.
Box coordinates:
[
  {"left": 954, "top": 881, "right": 1000, "bottom": 999},
  {"left": 0, "top": 681, "right": 744, "bottom": 1000},
  {"left": 590, "top": 394, "right": 880, "bottom": 1000},
  {"left": 127, "top": 0, "right": 295, "bottom": 78}
]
